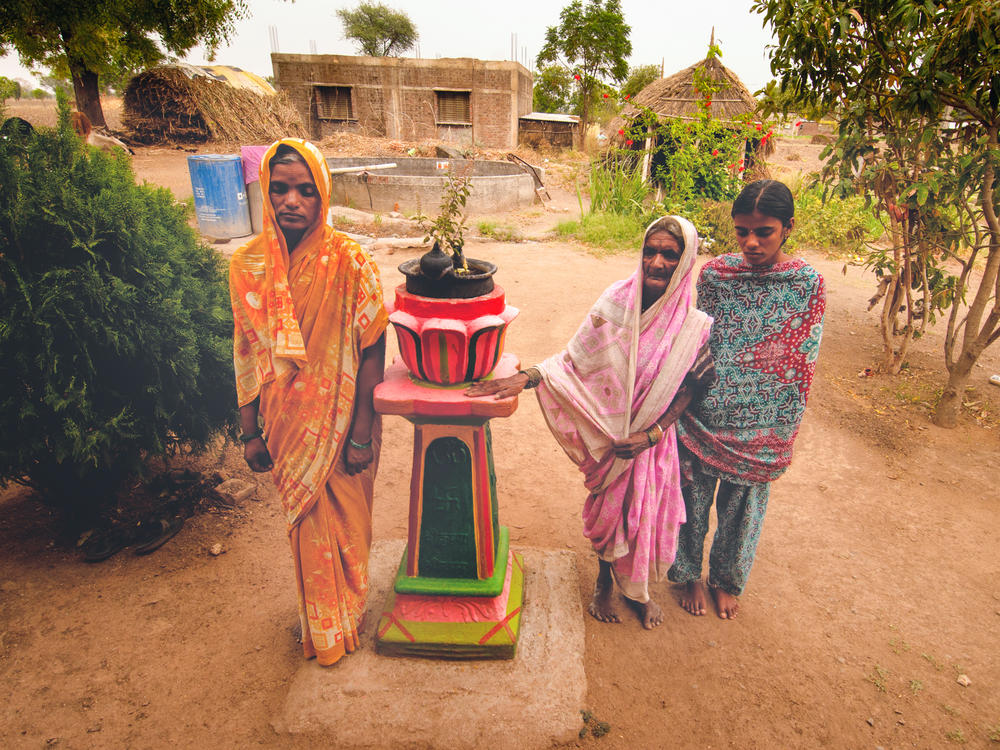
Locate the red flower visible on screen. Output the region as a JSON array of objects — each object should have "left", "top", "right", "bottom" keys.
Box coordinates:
[
  {"left": 618, "top": 129, "right": 624, "bottom": 135},
  {"left": 738, "top": 166, "right": 745, "bottom": 172},
  {"left": 574, "top": 74, "right": 581, "bottom": 81},
  {"left": 602, "top": 93, "right": 609, "bottom": 98},
  {"left": 625, "top": 139, "right": 634, "bottom": 146},
  {"left": 755, "top": 123, "right": 762, "bottom": 131},
  {"left": 624, "top": 94, "right": 630, "bottom": 100},
  {"left": 794, "top": 120, "right": 802, "bottom": 126},
  {"left": 712, "top": 149, "right": 719, "bottom": 156}
]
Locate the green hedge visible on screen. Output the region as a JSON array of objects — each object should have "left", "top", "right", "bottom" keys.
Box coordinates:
[{"left": 0, "top": 101, "right": 236, "bottom": 521}]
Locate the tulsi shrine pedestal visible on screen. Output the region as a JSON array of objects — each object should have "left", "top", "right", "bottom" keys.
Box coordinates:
[{"left": 373, "top": 285, "right": 524, "bottom": 659}]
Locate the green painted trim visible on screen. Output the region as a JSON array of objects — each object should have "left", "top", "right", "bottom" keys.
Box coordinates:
[
  {"left": 375, "top": 551, "right": 524, "bottom": 660},
  {"left": 393, "top": 527, "right": 510, "bottom": 596}
]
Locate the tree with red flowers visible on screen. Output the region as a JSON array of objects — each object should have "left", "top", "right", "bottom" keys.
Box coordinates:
[{"left": 537, "top": 0, "right": 631, "bottom": 142}]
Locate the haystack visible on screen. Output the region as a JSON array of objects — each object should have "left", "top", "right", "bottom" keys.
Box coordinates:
[{"left": 123, "top": 64, "right": 307, "bottom": 144}]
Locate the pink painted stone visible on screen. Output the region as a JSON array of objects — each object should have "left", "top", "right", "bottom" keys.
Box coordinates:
[
  {"left": 393, "top": 549, "right": 514, "bottom": 623},
  {"left": 388, "top": 285, "right": 518, "bottom": 385},
  {"left": 375, "top": 354, "right": 521, "bottom": 419}
]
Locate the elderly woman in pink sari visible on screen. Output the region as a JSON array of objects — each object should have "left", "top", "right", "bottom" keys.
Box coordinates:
[{"left": 467, "top": 216, "right": 715, "bottom": 628}]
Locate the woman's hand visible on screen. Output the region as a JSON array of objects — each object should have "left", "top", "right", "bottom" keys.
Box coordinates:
[
  {"left": 464, "top": 372, "right": 529, "bottom": 400},
  {"left": 345, "top": 442, "right": 374, "bottom": 476},
  {"left": 244, "top": 437, "right": 274, "bottom": 472},
  {"left": 612, "top": 432, "right": 652, "bottom": 459}
]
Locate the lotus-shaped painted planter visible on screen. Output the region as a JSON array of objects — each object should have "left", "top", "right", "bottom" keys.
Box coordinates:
[{"left": 389, "top": 285, "right": 518, "bottom": 385}]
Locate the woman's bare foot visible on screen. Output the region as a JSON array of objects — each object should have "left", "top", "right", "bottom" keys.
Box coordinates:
[
  {"left": 678, "top": 580, "right": 708, "bottom": 616},
  {"left": 588, "top": 560, "right": 621, "bottom": 623},
  {"left": 625, "top": 597, "right": 664, "bottom": 629},
  {"left": 710, "top": 586, "right": 740, "bottom": 619}
]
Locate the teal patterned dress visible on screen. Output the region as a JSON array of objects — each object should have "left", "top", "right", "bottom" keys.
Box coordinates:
[{"left": 669, "top": 254, "right": 825, "bottom": 596}]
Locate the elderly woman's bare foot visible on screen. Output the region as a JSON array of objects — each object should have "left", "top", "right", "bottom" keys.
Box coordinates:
[
  {"left": 711, "top": 586, "right": 740, "bottom": 619},
  {"left": 679, "top": 580, "right": 708, "bottom": 616},
  {"left": 588, "top": 576, "right": 621, "bottom": 623},
  {"left": 588, "top": 560, "right": 621, "bottom": 623},
  {"left": 626, "top": 597, "right": 664, "bottom": 629}
]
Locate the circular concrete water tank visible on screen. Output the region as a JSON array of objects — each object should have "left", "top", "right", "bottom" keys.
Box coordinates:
[{"left": 325, "top": 157, "right": 537, "bottom": 214}]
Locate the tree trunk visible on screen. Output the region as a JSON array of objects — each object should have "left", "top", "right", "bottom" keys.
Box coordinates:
[
  {"left": 67, "top": 54, "right": 106, "bottom": 127},
  {"left": 932, "top": 349, "right": 978, "bottom": 428}
]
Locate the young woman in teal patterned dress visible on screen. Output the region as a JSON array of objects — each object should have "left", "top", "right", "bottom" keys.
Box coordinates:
[{"left": 668, "top": 180, "right": 826, "bottom": 619}]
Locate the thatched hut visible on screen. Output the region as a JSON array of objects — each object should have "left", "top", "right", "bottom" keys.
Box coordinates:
[
  {"left": 123, "top": 64, "right": 307, "bottom": 144},
  {"left": 608, "top": 38, "right": 774, "bottom": 180}
]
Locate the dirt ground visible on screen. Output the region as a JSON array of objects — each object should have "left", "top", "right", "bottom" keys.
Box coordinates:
[{"left": 2, "top": 100, "right": 1000, "bottom": 749}]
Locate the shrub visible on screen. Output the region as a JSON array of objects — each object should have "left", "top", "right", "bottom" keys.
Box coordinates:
[
  {"left": 790, "top": 184, "right": 884, "bottom": 256},
  {"left": 0, "top": 98, "right": 236, "bottom": 524}
]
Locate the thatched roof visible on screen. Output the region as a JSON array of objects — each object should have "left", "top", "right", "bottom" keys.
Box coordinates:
[
  {"left": 123, "top": 64, "right": 306, "bottom": 145},
  {"left": 608, "top": 52, "right": 758, "bottom": 136}
]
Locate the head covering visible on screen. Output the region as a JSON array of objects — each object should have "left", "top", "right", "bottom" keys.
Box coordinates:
[
  {"left": 229, "top": 139, "right": 388, "bottom": 526},
  {"left": 536, "top": 215, "right": 712, "bottom": 492}
]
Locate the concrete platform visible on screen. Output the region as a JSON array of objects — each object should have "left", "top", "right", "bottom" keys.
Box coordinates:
[{"left": 272, "top": 541, "right": 585, "bottom": 749}]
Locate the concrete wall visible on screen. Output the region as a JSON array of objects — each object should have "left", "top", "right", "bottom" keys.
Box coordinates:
[
  {"left": 325, "top": 157, "right": 537, "bottom": 214},
  {"left": 271, "top": 54, "right": 533, "bottom": 149}
]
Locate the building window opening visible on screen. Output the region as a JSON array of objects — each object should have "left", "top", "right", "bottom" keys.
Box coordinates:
[
  {"left": 315, "top": 85, "right": 353, "bottom": 120},
  {"left": 436, "top": 90, "right": 471, "bottom": 124}
]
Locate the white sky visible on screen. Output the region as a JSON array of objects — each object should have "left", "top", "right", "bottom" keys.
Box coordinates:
[{"left": 1, "top": 0, "right": 776, "bottom": 94}]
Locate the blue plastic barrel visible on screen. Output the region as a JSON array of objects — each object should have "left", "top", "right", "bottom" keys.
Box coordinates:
[{"left": 187, "top": 155, "right": 252, "bottom": 238}]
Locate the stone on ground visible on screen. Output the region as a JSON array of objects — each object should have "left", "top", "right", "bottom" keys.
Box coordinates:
[{"left": 272, "top": 541, "right": 585, "bottom": 749}]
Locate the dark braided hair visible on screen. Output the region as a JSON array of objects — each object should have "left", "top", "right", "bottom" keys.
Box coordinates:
[{"left": 731, "top": 179, "right": 794, "bottom": 228}]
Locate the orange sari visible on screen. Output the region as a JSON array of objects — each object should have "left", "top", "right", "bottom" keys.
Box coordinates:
[{"left": 229, "top": 139, "right": 388, "bottom": 664}]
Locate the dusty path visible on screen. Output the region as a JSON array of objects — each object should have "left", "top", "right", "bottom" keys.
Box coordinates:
[{"left": 2, "top": 104, "right": 999, "bottom": 748}]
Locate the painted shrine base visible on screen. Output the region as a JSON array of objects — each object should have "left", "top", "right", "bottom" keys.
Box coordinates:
[{"left": 272, "top": 540, "right": 586, "bottom": 749}]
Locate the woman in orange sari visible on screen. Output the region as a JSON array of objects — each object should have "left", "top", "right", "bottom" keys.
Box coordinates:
[{"left": 229, "top": 139, "right": 388, "bottom": 665}]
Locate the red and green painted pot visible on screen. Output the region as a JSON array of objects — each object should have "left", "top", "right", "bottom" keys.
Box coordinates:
[{"left": 388, "top": 285, "right": 518, "bottom": 385}]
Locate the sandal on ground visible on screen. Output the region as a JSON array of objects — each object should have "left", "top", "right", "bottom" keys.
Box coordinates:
[
  {"left": 81, "top": 530, "right": 130, "bottom": 563},
  {"left": 133, "top": 517, "right": 185, "bottom": 556}
]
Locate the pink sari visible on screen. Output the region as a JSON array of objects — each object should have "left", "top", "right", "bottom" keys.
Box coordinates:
[{"left": 536, "top": 216, "right": 712, "bottom": 601}]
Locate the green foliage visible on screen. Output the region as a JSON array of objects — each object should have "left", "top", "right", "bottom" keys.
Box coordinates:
[
  {"left": 0, "top": 76, "right": 19, "bottom": 102},
  {"left": 533, "top": 64, "right": 574, "bottom": 114},
  {"left": 755, "top": 0, "right": 1000, "bottom": 421},
  {"left": 476, "top": 221, "right": 521, "bottom": 242},
  {"left": 556, "top": 212, "right": 647, "bottom": 252},
  {"left": 579, "top": 709, "right": 611, "bottom": 739},
  {"left": 790, "top": 185, "right": 883, "bottom": 256},
  {"left": 687, "top": 200, "right": 738, "bottom": 256},
  {"left": 589, "top": 152, "right": 650, "bottom": 216},
  {"left": 415, "top": 168, "right": 472, "bottom": 268},
  {"left": 0, "top": 0, "right": 247, "bottom": 123},
  {"left": 621, "top": 64, "right": 659, "bottom": 101},
  {"left": 336, "top": 2, "right": 418, "bottom": 57},
  {"left": 0, "top": 96, "right": 236, "bottom": 520},
  {"left": 30, "top": 88, "right": 49, "bottom": 99},
  {"left": 537, "top": 0, "right": 631, "bottom": 135}
]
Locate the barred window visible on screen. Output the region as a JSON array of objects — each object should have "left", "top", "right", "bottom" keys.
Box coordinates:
[
  {"left": 436, "top": 90, "right": 471, "bottom": 124},
  {"left": 315, "top": 86, "right": 353, "bottom": 120}
]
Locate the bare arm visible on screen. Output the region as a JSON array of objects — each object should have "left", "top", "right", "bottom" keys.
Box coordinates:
[
  {"left": 345, "top": 332, "right": 386, "bottom": 476},
  {"left": 612, "top": 383, "right": 694, "bottom": 459}
]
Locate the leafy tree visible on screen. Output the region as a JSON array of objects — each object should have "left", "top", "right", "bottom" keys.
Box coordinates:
[
  {"left": 533, "top": 64, "right": 573, "bottom": 113},
  {"left": 621, "top": 64, "right": 659, "bottom": 101},
  {"left": 0, "top": 95, "right": 236, "bottom": 525},
  {"left": 0, "top": 76, "right": 19, "bottom": 103},
  {"left": 537, "top": 0, "right": 631, "bottom": 140},
  {"left": 336, "top": 2, "right": 418, "bottom": 57},
  {"left": 0, "top": 0, "right": 247, "bottom": 128},
  {"left": 756, "top": 0, "right": 1000, "bottom": 427}
]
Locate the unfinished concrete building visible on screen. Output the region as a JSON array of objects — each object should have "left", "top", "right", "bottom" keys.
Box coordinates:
[{"left": 271, "top": 54, "right": 533, "bottom": 149}]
